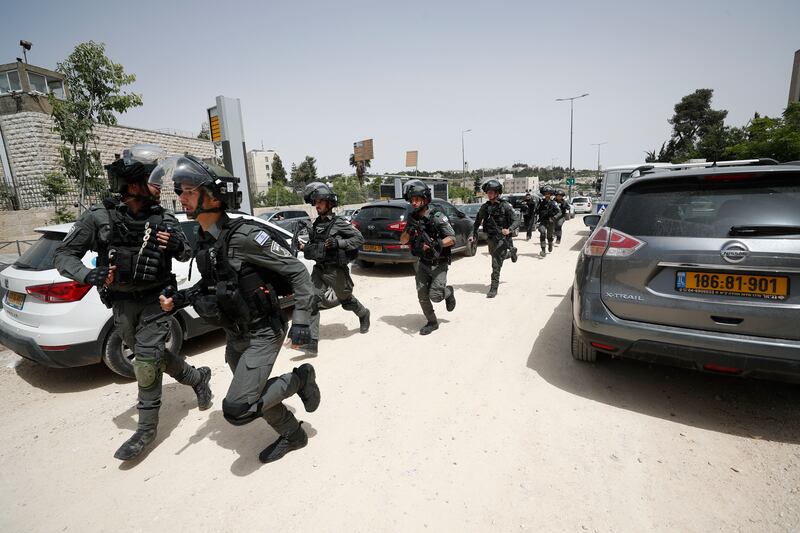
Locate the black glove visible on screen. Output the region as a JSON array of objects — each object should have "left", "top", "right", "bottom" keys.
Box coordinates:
[
  {"left": 157, "top": 225, "right": 182, "bottom": 253},
  {"left": 84, "top": 267, "right": 110, "bottom": 287},
  {"left": 288, "top": 323, "right": 311, "bottom": 345},
  {"left": 324, "top": 237, "right": 337, "bottom": 249}
]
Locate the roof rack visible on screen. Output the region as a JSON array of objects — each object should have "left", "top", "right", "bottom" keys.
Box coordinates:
[{"left": 630, "top": 158, "right": 776, "bottom": 179}]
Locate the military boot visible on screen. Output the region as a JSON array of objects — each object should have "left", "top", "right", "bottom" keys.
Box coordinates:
[
  {"left": 548, "top": 241, "right": 554, "bottom": 252},
  {"left": 114, "top": 427, "right": 157, "bottom": 461},
  {"left": 293, "top": 363, "right": 321, "bottom": 412},
  {"left": 193, "top": 366, "right": 212, "bottom": 410},
  {"left": 487, "top": 284, "right": 498, "bottom": 298},
  {"left": 303, "top": 339, "right": 319, "bottom": 355},
  {"left": 539, "top": 246, "right": 547, "bottom": 257},
  {"left": 445, "top": 287, "right": 456, "bottom": 312},
  {"left": 420, "top": 321, "right": 439, "bottom": 335},
  {"left": 259, "top": 423, "right": 308, "bottom": 464},
  {"left": 359, "top": 309, "right": 371, "bottom": 334},
  {"left": 510, "top": 247, "right": 518, "bottom": 263},
  {"left": 556, "top": 237, "right": 562, "bottom": 245}
]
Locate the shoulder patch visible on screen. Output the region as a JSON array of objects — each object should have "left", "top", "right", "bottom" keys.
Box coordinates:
[
  {"left": 439, "top": 214, "right": 449, "bottom": 223},
  {"left": 270, "top": 240, "right": 292, "bottom": 258},
  {"left": 254, "top": 230, "right": 270, "bottom": 246}
]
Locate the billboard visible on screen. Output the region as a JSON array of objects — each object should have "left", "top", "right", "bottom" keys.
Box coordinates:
[
  {"left": 353, "top": 139, "right": 374, "bottom": 162},
  {"left": 405, "top": 150, "right": 418, "bottom": 167}
]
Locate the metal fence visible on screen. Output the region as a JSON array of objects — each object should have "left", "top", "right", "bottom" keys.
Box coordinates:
[{"left": 0, "top": 239, "right": 37, "bottom": 258}]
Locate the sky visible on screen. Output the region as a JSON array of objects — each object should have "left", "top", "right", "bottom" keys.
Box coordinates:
[{"left": 2, "top": 0, "right": 798, "bottom": 176}]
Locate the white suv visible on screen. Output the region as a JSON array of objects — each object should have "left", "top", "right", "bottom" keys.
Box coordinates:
[{"left": 0, "top": 214, "right": 313, "bottom": 378}]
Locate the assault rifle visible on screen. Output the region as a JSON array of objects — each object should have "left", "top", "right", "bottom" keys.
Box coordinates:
[
  {"left": 405, "top": 211, "right": 441, "bottom": 260},
  {"left": 483, "top": 205, "right": 517, "bottom": 262},
  {"left": 141, "top": 286, "right": 201, "bottom": 326}
]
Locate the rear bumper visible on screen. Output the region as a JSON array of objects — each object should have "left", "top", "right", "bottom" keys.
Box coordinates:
[
  {"left": 358, "top": 248, "right": 417, "bottom": 264},
  {"left": 573, "top": 290, "right": 800, "bottom": 381},
  {"left": 0, "top": 323, "right": 103, "bottom": 368}
]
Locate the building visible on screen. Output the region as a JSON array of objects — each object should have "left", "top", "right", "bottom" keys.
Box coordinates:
[
  {"left": 246, "top": 149, "right": 278, "bottom": 195},
  {"left": 789, "top": 49, "right": 800, "bottom": 105},
  {"left": 0, "top": 60, "right": 214, "bottom": 211}
]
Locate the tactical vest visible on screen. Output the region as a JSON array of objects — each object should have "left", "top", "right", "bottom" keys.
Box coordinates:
[
  {"left": 409, "top": 211, "right": 451, "bottom": 262},
  {"left": 305, "top": 216, "right": 358, "bottom": 266},
  {"left": 95, "top": 198, "right": 172, "bottom": 289},
  {"left": 484, "top": 201, "right": 512, "bottom": 238},
  {"left": 193, "top": 217, "right": 292, "bottom": 331}
]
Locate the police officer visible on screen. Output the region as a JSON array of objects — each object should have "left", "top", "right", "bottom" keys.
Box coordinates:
[
  {"left": 520, "top": 192, "right": 538, "bottom": 241},
  {"left": 158, "top": 155, "right": 320, "bottom": 464},
  {"left": 54, "top": 144, "right": 211, "bottom": 461},
  {"left": 553, "top": 189, "right": 571, "bottom": 245},
  {"left": 300, "top": 181, "right": 370, "bottom": 354},
  {"left": 400, "top": 180, "right": 457, "bottom": 335},
  {"left": 534, "top": 186, "right": 561, "bottom": 257},
  {"left": 471, "top": 180, "right": 519, "bottom": 298}
]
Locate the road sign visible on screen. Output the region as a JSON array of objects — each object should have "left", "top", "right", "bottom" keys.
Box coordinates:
[
  {"left": 405, "top": 150, "right": 418, "bottom": 167},
  {"left": 566, "top": 177, "right": 575, "bottom": 185},
  {"left": 354, "top": 139, "right": 374, "bottom": 162}
]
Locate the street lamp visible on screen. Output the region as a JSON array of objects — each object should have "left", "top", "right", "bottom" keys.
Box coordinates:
[
  {"left": 591, "top": 141, "right": 607, "bottom": 197},
  {"left": 461, "top": 129, "right": 472, "bottom": 189},
  {"left": 556, "top": 93, "right": 589, "bottom": 198}
]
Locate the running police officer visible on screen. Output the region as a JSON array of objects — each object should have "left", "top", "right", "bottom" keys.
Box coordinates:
[
  {"left": 521, "top": 192, "right": 538, "bottom": 241},
  {"left": 553, "top": 189, "right": 571, "bottom": 245},
  {"left": 399, "top": 180, "right": 457, "bottom": 335},
  {"left": 471, "top": 179, "right": 519, "bottom": 298},
  {"left": 157, "top": 155, "right": 320, "bottom": 464},
  {"left": 300, "top": 181, "right": 370, "bottom": 354},
  {"left": 534, "top": 186, "right": 561, "bottom": 257},
  {"left": 54, "top": 144, "right": 211, "bottom": 461}
]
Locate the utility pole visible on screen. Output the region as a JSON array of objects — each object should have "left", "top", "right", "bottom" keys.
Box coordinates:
[
  {"left": 461, "top": 129, "right": 472, "bottom": 189},
  {"left": 556, "top": 93, "right": 589, "bottom": 200}
]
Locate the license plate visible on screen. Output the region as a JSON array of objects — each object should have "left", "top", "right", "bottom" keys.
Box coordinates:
[
  {"left": 5, "top": 291, "right": 25, "bottom": 310},
  {"left": 363, "top": 244, "right": 383, "bottom": 252},
  {"left": 676, "top": 271, "right": 789, "bottom": 300}
]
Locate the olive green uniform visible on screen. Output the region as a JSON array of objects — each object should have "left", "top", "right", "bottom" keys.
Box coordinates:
[
  {"left": 53, "top": 200, "right": 203, "bottom": 431},
  {"left": 410, "top": 211, "right": 455, "bottom": 323},
  {"left": 193, "top": 215, "right": 314, "bottom": 437},
  {"left": 472, "top": 199, "right": 519, "bottom": 287},
  {"left": 306, "top": 215, "right": 368, "bottom": 342}
]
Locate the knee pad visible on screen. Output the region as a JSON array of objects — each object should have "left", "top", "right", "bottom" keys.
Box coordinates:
[
  {"left": 340, "top": 298, "right": 358, "bottom": 312},
  {"left": 222, "top": 398, "right": 262, "bottom": 426},
  {"left": 133, "top": 355, "right": 161, "bottom": 390}
]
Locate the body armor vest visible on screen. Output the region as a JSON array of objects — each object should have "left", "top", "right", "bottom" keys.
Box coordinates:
[
  {"left": 305, "top": 216, "right": 357, "bottom": 266},
  {"left": 409, "top": 212, "right": 451, "bottom": 262},
  {"left": 484, "top": 201, "right": 512, "bottom": 238}
]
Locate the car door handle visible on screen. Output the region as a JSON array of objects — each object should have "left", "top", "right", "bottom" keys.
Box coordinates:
[{"left": 710, "top": 315, "right": 743, "bottom": 325}]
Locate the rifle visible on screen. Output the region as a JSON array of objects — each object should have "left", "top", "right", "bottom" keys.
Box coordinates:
[
  {"left": 405, "top": 211, "right": 441, "bottom": 260},
  {"left": 483, "top": 204, "right": 516, "bottom": 260},
  {"left": 141, "top": 286, "right": 200, "bottom": 326}
]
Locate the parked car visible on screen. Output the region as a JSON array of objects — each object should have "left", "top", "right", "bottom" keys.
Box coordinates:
[
  {"left": 340, "top": 209, "right": 360, "bottom": 223},
  {"left": 352, "top": 199, "right": 478, "bottom": 266},
  {"left": 257, "top": 208, "right": 312, "bottom": 237},
  {"left": 0, "top": 214, "right": 314, "bottom": 378},
  {"left": 572, "top": 162, "right": 800, "bottom": 381},
  {"left": 459, "top": 203, "right": 486, "bottom": 241},
  {"left": 571, "top": 196, "right": 592, "bottom": 214}
]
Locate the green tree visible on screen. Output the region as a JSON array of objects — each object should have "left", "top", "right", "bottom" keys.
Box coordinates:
[
  {"left": 49, "top": 41, "right": 143, "bottom": 210},
  {"left": 448, "top": 184, "right": 472, "bottom": 203},
  {"left": 271, "top": 153, "right": 287, "bottom": 183},
  {"left": 197, "top": 122, "right": 210, "bottom": 140},
  {"left": 367, "top": 175, "right": 384, "bottom": 198},
  {"left": 290, "top": 156, "right": 318, "bottom": 192},
  {"left": 723, "top": 103, "right": 800, "bottom": 162},
  {"left": 42, "top": 171, "right": 75, "bottom": 223},
  {"left": 254, "top": 186, "right": 301, "bottom": 207},
  {"left": 349, "top": 153, "right": 371, "bottom": 186},
  {"left": 331, "top": 176, "right": 367, "bottom": 205}
]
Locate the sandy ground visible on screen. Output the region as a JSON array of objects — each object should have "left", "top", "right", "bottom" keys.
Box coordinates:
[{"left": 1, "top": 223, "right": 799, "bottom": 533}]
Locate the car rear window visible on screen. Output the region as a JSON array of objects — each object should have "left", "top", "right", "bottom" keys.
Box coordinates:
[
  {"left": 573, "top": 197, "right": 589, "bottom": 202},
  {"left": 13, "top": 232, "right": 65, "bottom": 271},
  {"left": 357, "top": 205, "right": 406, "bottom": 221},
  {"left": 610, "top": 174, "right": 800, "bottom": 238}
]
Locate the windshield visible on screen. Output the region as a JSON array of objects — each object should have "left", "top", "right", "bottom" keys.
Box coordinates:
[
  {"left": 13, "top": 232, "right": 66, "bottom": 271},
  {"left": 357, "top": 205, "right": 406, "bottom": 221},
  {"left": 460, "top": 204, "right": 481, "bottom": 216}
]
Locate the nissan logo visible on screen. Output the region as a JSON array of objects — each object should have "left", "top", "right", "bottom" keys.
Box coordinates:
[
  {"left": 720, "top": 241, "right": 749, "bottom": 264},
  {"left": 367, "top": 225, "right": 375, "bottom": 230}
]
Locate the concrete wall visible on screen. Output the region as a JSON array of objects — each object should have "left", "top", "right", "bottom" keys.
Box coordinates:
[
  {"left": 0, "top": 111, "right": 215, "bottom": 210},
  {"left": 0, "top": 207, "right": 52, "bottom": 243}
]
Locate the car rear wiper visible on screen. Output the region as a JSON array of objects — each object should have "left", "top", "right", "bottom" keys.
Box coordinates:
[{"left": 729, "top": 225, "right": 800, "bottom": 236}]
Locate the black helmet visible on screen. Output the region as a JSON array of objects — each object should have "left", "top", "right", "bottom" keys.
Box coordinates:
[
  {"left": 303, "top": 181, "right": 339, "bottom": 207},
  {"left": 540, "top": 185, "right": 554, "bottom": 195},
  {"left": 481, "top": 179, "right": 503, "bottom": 194},
  {"left": 402, "top": 179, "right": 431, "bottom": 202},
  {"left": 555, "top": 189, "right": 566, "bottom": 197},
  {"left": 106, "top": 144, "right": 166, "bottom": 194},
  {"left": 155, "top": 155, "right": 241, "bottom": 216}
]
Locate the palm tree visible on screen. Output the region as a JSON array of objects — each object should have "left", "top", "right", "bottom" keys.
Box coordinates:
[{"left": 349, "top": 153, "right": 371, "bottom": 186}]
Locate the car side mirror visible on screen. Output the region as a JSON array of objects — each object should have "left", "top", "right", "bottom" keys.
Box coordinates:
[
  {"left": 583, "top": 214, "right": 600, "bottom": 228},
  {"left": 456, "top": 210, "right": 466, "bottom": 218}
]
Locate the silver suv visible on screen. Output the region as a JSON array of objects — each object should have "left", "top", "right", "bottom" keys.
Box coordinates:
[{"left": 572, "top": 163, "right": 800, "bottom": 381}]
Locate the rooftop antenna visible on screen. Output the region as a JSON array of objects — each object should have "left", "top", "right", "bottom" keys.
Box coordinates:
[{"left": 19, "top": 40, "right": 32, "bottom": 64}]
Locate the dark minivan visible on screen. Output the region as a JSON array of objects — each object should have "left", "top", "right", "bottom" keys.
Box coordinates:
[{"left": 353, "top": 199, "right": 478, "bottom": 266}]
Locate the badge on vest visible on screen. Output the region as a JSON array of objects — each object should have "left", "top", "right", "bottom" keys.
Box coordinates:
[
  {"left": 254, "top": 231, "right": 270, "bottom": 246},
  {"left": 270, "top": 240, "right": 292, "bottom": 258}
]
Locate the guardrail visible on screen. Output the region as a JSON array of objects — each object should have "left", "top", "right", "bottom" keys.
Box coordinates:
[{"left": 0, "top": 239, "right": 37, "bottom": 257}]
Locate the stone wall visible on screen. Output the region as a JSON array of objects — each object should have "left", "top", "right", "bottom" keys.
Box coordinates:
[
  {"left": 0, "top": 207, "right": 53, "bottom": 244},
  {"left": 0, "top": 112, "right": 214, "bottom": 210}
]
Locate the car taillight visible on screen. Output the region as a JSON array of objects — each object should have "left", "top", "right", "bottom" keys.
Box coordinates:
[
  {"left": 352, "top": 220, "right": 360, "bottom": 230},
  {"left": 26, "top": 281, "right": 92, "bottom": 303},
  {"left": 384, "top": 244, "right": 411, "bottom": 250},
  {"left": 583, "top": 227, "right": 645, "bottom": 257},
  {"left": 387, "top": 221, "right": 407, "bottom": 232}
]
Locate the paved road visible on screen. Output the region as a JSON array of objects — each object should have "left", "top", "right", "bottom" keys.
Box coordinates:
[{"left": 0, "top": 222, "right": 798, "bottom": 532}]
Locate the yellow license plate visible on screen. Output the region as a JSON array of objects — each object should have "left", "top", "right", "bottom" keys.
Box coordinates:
[
  {"left": 5, "top": 290, "right": 25, "bottom": 310},
  {"left": 363, "top": 244, "right": 382, "bottom": 252},
  {"left": 676, "top": 271, "right": 789, "bottom": 300}
]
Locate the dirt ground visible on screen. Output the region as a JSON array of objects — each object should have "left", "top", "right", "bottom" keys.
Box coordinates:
[{"left": 1, "top": 223, "right": 798, "bottom": 532}]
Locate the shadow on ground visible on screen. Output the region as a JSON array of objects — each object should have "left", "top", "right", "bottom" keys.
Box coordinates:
[
  {"left": 13, "top": 328, "right": 227, "bottom": 394},
  {"left": 178, "top": 406, "right": 317, "bottom": 476},
  {"left": 351, "top": 262, "right": 414, "bottom": 278},
  {"left": 451, "top": 282, "right": 507, "bottom": 294},
  {"left": 527, "top": 294, "right": 800, "bottom": 444},
  {"left": 380, "top": 313, "right": 450, "bottom": 335}
]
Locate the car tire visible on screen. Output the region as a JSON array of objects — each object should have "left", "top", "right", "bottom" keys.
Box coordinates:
[
  {"left": 570, "top": 321, "right": 597, "bottom": 363},
  {"left": 464, "top": 238, "right": 478, "bottom": 257},
  {"left": 357, "top": 259, "right": 374, "bottom": 268},
  {"left": 102, "top": 317, "right": 184, "bottom": 379}
]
